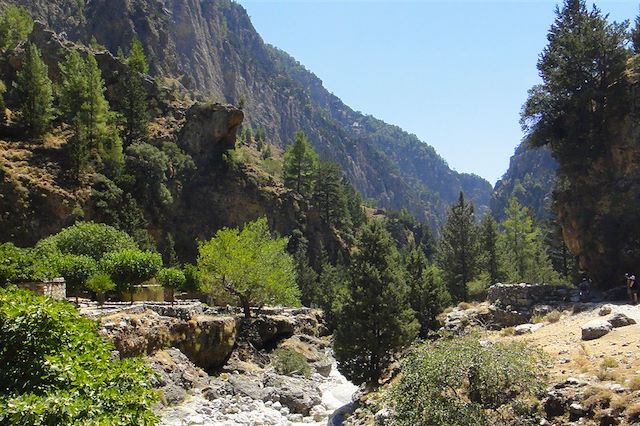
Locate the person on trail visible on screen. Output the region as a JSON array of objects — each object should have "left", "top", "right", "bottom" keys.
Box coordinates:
[
  {"left": 626, "top": 273, "right": 638, "bottom": 305},
  {"left": 578, "top": 276, "right": 591, "bottom": 302}
]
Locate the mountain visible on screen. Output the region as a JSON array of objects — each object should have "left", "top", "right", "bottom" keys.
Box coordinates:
[
  {"left": 0, "top": 0, "right": 491, "bottom": 228},
  {"left": 491, "top": 141, "right": 557, "bottom": 222}
]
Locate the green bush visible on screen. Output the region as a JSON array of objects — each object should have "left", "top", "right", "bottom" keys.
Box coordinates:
[
  {"left": 157, "top": 267, "right": 186, "bottom": 303},
  {"left": 0, "top": 243, "right": 59, "bottom": 285},
  {"left": 0, "top": 287, "right": 159, "bottom": 424},
  {"left": 39, "top": 221, "right": 137, "bottom": 260},
  {"left": 85, "top": 272, "right": 115, "bottom": 305},
  {"left": 57, "top": 254, "right": 97, "bottom": 300},
  {"left": 389, "top": 334, "right": 547, "bottom": 425},
  {"left": 272, "top": 348, "right": 312, "bottom": 378}
]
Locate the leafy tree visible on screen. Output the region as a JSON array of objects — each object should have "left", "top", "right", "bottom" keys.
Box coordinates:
[
  {"left": 334, "top": 220, "right": 419, "bottom": 385},
  {"left": 157, "top": 267, "right": 185, "bottom": 305},
  {"left": 481, "top": 214, "right": 502, "bottom": 285},
  {"left": 125, "top": 142, "right": 172, "bottom": 208},
  {"left": 389, "top": 334, "right": 546, "bottom": 426},
  {"left": 522, "top": 0, "right": 629, "bottom": 161},
  {"left": 122, "top": 38, "right": 149, "bottom": 146},
  {"left": 15, "top": 43, "right": 54, "bottom": 137},
  {"left": 0, "top": 287, "right": 158, "bottom": 424},
  {"left": 500, "top": 197, "right": 558, "bottom": 283},
  {"left": 405, "top": 245, "right": 451, "bottom": 337},
  {"left": 182, "top": 263, "right": 202, "bottom": 293},
  {"left": 57, "top": 254, "right": 97, "bottom": 302},
  {"left": 85, "top": 272, "right": 115, "bottom": 305},
  {"left": 39, "top": 221, "right": 137, "bottom": 261},
  {"left": 99, "top": 249, "right": 162, "bottom": 303},
  {"left": 312, "top": 161, "right": 349, "bottom": 228},
  {"left": 283, "top": 130, "right": 317, "bottom": 197},
  {"left": 197, "top": 217, "right": 299, "bottom": 318},
  {"left": 0, "top": 6, "right": 33, "bottom": 52},
  {"left": 436, "top": 192, "right": 480, "bottom": 302}
]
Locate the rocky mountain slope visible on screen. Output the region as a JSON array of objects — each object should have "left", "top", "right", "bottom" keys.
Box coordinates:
[
  {"left": 0, "top": 0, "right": 492, "bottom": 226},
  {"left": 491, "top": 141, "right": 557, "bottom": 222}
]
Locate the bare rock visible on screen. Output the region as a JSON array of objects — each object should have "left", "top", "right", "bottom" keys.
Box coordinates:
[
  {"left": 514, "top": 323, "right": 544, "bottom": 335},
  {"left": 581, "top": 320, "right": 613, "bottom": 341},
  {"left": 264, "top": 373, "right": 321, "bottom": 415},
  {"left": 598, "top": 304, "right": 614, "bottom": 316},
  {"left": 607, "top": 313, "right": 636, "bottom": 328}
]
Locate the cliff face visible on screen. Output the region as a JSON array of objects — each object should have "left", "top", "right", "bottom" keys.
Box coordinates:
[
  {"left": 491, "top": 142, "right": 557, "bottom": 222},
  {"left": 0, "top": 0, "right": 492, "bottom": 226}
]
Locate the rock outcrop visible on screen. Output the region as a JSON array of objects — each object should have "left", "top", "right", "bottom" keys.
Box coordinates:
[{"left": 0, "top": 0, "right": 492, "bottom": 227}]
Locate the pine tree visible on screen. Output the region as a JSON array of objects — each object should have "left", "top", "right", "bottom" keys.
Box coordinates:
[
  {"left": 334, "top": 220, "right": 418, "bottom": 385},
  {"left": 313, "top": 161, "right": 348, "bottom": 228},
  {"left": 16, "top": 44, "right": 53, "bottom": 137},
  {"left": 122, "top": 38, "right": 149, "bottom": 146},
  {"left": 405, "top": 244, "right": 451, "bottom": 337},
  {"left": 481, "top": 214, "right": 502, "bottom": 285},
  {"left": 59, "top": 52, "right": 122, "bottom": 177},
  {"left": 500, "top": 197, "right": 559, "bottom": 283},
  {"left": 436, "top": 192, "right": 480, "bottom": 302},
  {"left": 283, "top": 130, "right": 317, "bottom": 197},
  {"left": 0, "top": 5, "right": 33, "bottom": 52}
]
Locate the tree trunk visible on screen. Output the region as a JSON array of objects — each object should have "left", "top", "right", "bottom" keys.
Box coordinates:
[{"left": 241, "top": 297, "right": 251, "bottom": 318}]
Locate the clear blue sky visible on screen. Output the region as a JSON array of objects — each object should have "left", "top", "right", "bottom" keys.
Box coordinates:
[{"left": 236, "top": 0, "right": 639, "bottom": 184}]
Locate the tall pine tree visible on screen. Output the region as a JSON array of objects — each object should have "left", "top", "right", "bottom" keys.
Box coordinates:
[
  {"left": 334, "top": 220, "right": 418, "bottom": 385},
  {"left": 405, "top": 243, "right": 451, "bottom": 337},
  {"left": 283, "top": 130, "right": 317, "bottom": 197},
  {"left": 122, "top": 38, "right": 149, "bottom": 146},
  {"left": 16, "top": 43, "right": 53, "bottom": 137},
  {"left": 312, "top": 161, "right": 348, "bottom": 228},
  {"left": 436, "top": 192, "right": 479, "bottom": 302}
]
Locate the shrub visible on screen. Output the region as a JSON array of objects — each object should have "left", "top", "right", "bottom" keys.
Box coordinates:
[
  {"left": 500, "top": 326, "right": 515, "bottom": 337},
  {"left": 157, "top": 267, "right": 186, "bottom": 304},
  {"left": 0, "top": 287, "right": 158, "bottom": 424},
  {"left": 57, "top": 254, "right": 97, "bottom": 301},
  {"left": 628, "top": 376, "right": 640, "bottom": 392},
  {"left": 544, "top": 310, "right": 561, "bottom": 323},
  {"left": 39, "top": 221, "right": 137, "bottom": 260},
  {"left": 182, "top": 263, "right": 202, "bottom": 292},
  {"left": 389, "top": 334, "right": 547, "bottom": 426},
  {"left": 85, "top": 272, "right": 115, "bottom": 305},
  {"left": 272, "top": 348, "right": 311, "bottom": 378},
  {"left": 0, "top": 243, "right": 59, "bottom": 285}
]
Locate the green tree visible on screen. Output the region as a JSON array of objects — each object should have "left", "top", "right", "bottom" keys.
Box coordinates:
[
  {"left": 99, "top": 249, "right": 162, "bottom": 303},
  {"left": 312, "top": 161, "right": 349, "bottom": 228},
  {"left": 57, "top": 254, "right": 97, "bottom": 302},
  {"left": 157, "top": 267, "right": 185, "bottom": 305},
  {"left": 293, "top": 239, "right": 318, "bottom": 307},
  {"left": 316, "top": 259, "right": 348, "bottom": 331},
  {"left": 334, "top": 220, "right": 419, "bottom": 385},
  {"left": 405, "top": 245, "right": 451, "bottom": 337},
  {"left": 197, "top": 217, "right": 299, "bottom": 318},
  {"left": 481, "top": 214, "right": 502, "bottom": 286},
  {"left": 0, "top": 288, "right": 158, "bottom": 424},
  {"left": 16, "top": 43, "right": 54, "bottom": 137},
  {"left": 436, "top": 192, "right": 480, "bottom": 302},
  {"left": 522, "top": 0, "right": 629, "bottom": 161},
  {"left": 39, "top": 221, "right": 137, "bottom": 261},
  {"left": 0, "top": 6, "right": 33, "bottom": 51},
  {"left": 283, "top": 130, "right": 317, "bottom": 197},
  {"left": 85, "top": 272, "right": 115, "bottom": 305},
  {"left": 500, "top": 197, "right": 558, "bottom": 283},
  {"left": 182, "top": 263, "right": 202, "bottom": 293},
  {"left": 125, "top": 142, "right": 172, "bottom": 208},
  {"left": 122, "top": 38, "right": 149, "bottom": 146}
]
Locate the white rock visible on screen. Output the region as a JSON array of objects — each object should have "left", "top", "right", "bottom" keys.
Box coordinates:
[
  {"left": 598, "top": 304, "right": 613, "bottom": 316},
  {"left": 514, "top": 323, "right": 544, "bottom": 335}
]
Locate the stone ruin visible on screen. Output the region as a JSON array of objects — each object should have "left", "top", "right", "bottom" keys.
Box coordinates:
[{"left": 17, "top": 277, "right": 66, "bottom": 300}]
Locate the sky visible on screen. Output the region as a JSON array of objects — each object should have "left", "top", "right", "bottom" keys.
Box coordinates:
[{"left": 236, "top": 0, "right": 639, "bottom": 185}]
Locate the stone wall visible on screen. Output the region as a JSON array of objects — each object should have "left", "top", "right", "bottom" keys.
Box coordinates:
[
  {"left": 487, "top": 283, "right": 572, "bottom": 309},
  {"left": 17, "top": 278, "right": 66, "bottom": 300}
]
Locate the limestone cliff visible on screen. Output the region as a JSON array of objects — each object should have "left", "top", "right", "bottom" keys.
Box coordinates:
[{"left": 0, "top": 0, "right": 492, "bottom": 226}]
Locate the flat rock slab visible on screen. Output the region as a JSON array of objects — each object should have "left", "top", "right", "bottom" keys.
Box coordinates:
[{"left": 581, "top": 319, "right": 613, "bottom": 340}]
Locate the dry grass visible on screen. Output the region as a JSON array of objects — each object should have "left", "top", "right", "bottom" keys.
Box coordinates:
[
  {"left": 500, "top": 326, "right": 515, "bottom": 337},
  {"left": 583, "top": 387, "right": 614, "bottom": 411},
  {"left": 628, "top": 376, "right": 640, "bottom": 391},
  {"left": 627, "top": 402, "right": 640, "bottom": 423}
]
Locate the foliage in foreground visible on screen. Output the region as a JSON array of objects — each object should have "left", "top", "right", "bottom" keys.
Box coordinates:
[
  {"left": 0, "top": 287, "right": 159, "bottom": 425},
  {"left": 389, "top": 334, "right": 547, "bottom": 426}
]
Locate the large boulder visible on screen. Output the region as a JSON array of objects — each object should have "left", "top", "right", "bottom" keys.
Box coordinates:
[
  {"left": 147, "top": 348, "right": 210, "bottom": 406},
  {"left": 581, "top": 320, "right": 613, "bottom": 341},
  {"left": 264, "top": 373, "right": 321, "bottom": 415}
]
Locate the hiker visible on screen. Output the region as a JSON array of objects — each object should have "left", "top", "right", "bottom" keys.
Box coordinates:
[
  {"left": 626, "top": 273, "right": 638, "bottom": 305},
  {"left": 578, "top": 276, "right": 591, "bottom": 302}
]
